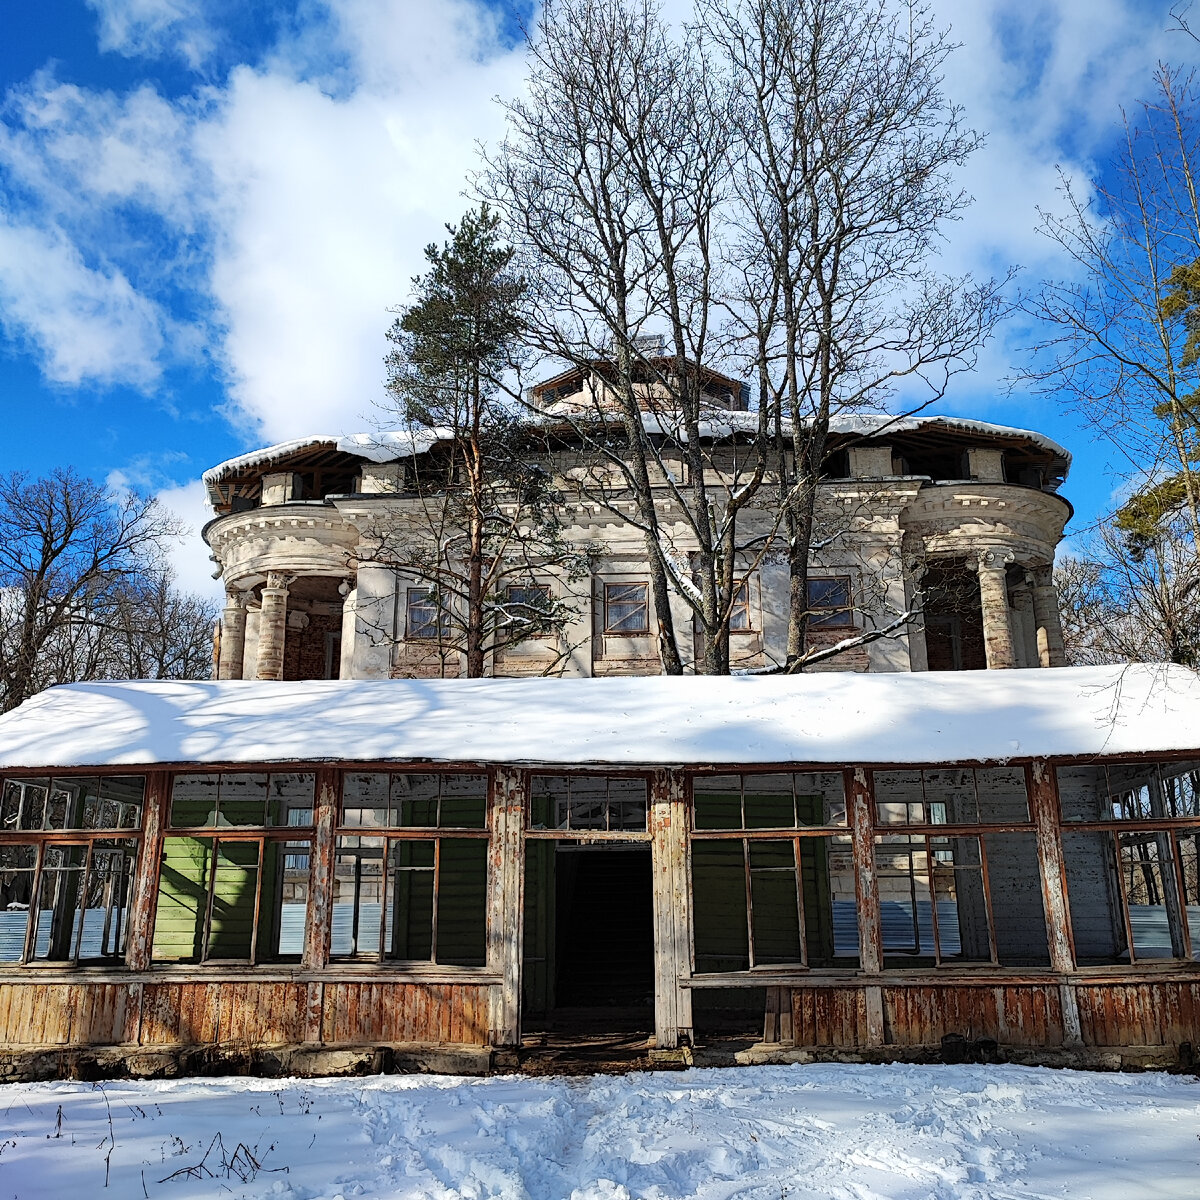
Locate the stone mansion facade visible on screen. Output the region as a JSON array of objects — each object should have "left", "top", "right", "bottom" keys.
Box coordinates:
[{"left": 202, "top": 366, "right": 1072, "bottom": 682}]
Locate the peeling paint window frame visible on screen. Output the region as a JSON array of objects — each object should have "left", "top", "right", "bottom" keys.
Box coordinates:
[
  {"left": 0, "top": 773, "right": 146, "bottom": 969},
  {"left": 689, "top": 772, "right": 855, "bottom": 972}
]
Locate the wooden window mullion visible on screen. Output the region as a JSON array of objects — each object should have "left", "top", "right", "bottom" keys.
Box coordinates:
[
  {"left": 976, "top": 834, "right": 999, "bottom": 965},
  {"left": 926, "top": 835, "right": 943, "bottom": 966},
  {"left": 200, "top": 836, "right": 220, "bottom": 964}
]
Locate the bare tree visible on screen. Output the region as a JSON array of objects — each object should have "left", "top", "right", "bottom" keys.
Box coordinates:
[
  {"left": 482, "top": 0, "right": 780, "bottom": 676},
  {"left": 0, "top": 470, "right": 198, "bottom": 710},
  {"left": 1020, "top": 64, "right": 1200, "bottom": 550},
  {"left": 376, "top": 206, "right": 587, "bottom": 677},
  {"left": 484, "top": 0, "right": 1005, "bottom": 674},
  {"left": 704, "top": 0, "right": 1009, "bottom": 670},
  {"left": 102, "top": 569, "right": 220, "bottom": 680},
  {"left": 1057, "top": 519, "right": 1200, "bottom": 668}
]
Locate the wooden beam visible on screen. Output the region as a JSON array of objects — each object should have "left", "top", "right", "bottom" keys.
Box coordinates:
[
  {"left": 486, "top": 768, "right": 525, "bottom": 1048},
  {"left": 1028, "top": 759, "right": 1082, "bottom": 1045},
  {"left": 124, "top": 771, "right": 169, "bottom": 972},
  {"left": 303, "top": 769, "right": 339, "bottom": 971},
  {"left": 847, "top": 768, "right": 882, "bottom": 976},
  {"left": 650, "top": 768, "right": 693, "bottom": 1049}
]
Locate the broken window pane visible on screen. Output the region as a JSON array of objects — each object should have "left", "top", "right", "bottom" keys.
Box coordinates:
[{"left": 341, "top": 773, "right": 389, "bottom": 828}]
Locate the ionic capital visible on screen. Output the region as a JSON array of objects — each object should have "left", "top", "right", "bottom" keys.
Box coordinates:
[{"left": 975, "top": 548, "right": 1015, "bottom": 572}]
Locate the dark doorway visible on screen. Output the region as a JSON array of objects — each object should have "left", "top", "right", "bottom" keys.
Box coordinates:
[
  {"left": 922, "top": 560, "right": 987, "bottom": 671},
  {"left": 523, "top": 844, "right": 654, "bottom": 1033}
]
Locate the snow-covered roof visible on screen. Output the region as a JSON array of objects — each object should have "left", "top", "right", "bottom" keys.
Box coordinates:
[
  {"left": 203, "top": 413, "right": 1070, "bottom": 497},
  {"left": 0, "top": 665, "right": 1193, "bottom": 772}
]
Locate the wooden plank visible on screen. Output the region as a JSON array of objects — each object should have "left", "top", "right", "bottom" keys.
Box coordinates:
[
  {"left": 1027, "top": 761, "right": 1077, "bottom": 973},
  {"left": 846, "top": 768, "right": 881, "bottom": 974},
  {"left": 304, "top": 769, "right": 339, "bottom": 970},
  {"left": 485, "top": 768, "right": 525, "bottom": 1048},
  {"left": 1028, "top": 761, "right": 1082, "bottom": 1046},
  {"left": 125, "top": 771, "right": 169, "bottom": 971},
  {"left": 650, "top": 768, "right": 692, "bottom": 1050}
]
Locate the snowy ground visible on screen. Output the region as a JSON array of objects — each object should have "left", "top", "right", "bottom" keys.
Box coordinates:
[{"left": 1, "top": 1063, "right": 1198, "bottom": 1200}]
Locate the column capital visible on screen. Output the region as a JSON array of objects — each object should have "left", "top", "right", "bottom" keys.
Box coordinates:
[
  {"left": 264, "top": 570, "right": 295, "bottom": 592},
  {"left": 975, "top": 547, "right": 1015, "bottom": 572},
  {"left": 223, "top": 586, "right": 249, "bottom": 610}
]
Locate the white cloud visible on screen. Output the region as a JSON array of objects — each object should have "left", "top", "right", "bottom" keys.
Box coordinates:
[
  {"left": 0, "top": 0, "right": 1190, "bottom": 461},
  {"left": 153, "top": 477, "right": 224, "bottom": 601},
  {"left": 85, "top": 0, "right": 216, "bottom": 69},
  {"left": 0, "top": 215, "right": 166, "bottom": 387},
  {"left": 192, "top": 0, "right": 527, "bottom": 442}
]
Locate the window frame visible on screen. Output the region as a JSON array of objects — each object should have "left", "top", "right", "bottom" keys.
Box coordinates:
[
  {"left": 504, "top": 582, "right": 554, "bottom": 638},
  {"left": 153, "top": 771, "right": 316, "bottom": 966},
  {"left": 331, "top": 770, "right": 491, "bottom": 966},
  {"left": 0, "top": 773, "right": 146, "bottom": 969},
  {"left": 688, "top": 771, "right": 854, "bottom": 972},
  {"left": 405, "top": 587, "right": 451, "bottom": 642},
  {"left": 602, "top": 581, "right": 650, "bottom": 636},
  {"left": 525, "top": 771, "right": 651, "bottom": 840},
  {"left": 806, "top": 575, "right": 855, "bottom": 628},
  {"left": 1056, "top": 760, "right": 1200, "bottom": 964},
  {"left": 728, "top": 580, "right": 754, "bottom": 633}
]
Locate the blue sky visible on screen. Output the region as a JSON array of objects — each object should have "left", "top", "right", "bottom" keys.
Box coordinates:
[{"left": 0, "top": 0, "right": 1190, "bottom": 596}]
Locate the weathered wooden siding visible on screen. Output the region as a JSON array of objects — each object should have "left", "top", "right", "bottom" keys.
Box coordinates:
[
  {"left": 1076, "top": 981, "right": 1200, "bottom": 1047},
  {"left": 0, "top": 978, "right": 490, "bottom": 1049},
  {"left": 881, "top": 984, "right": 1064, "bottom": 1049},
  {"left": 785, "top": 986, "right": 869, "bottom": 1048}
]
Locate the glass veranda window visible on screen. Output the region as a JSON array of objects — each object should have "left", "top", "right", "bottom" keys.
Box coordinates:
[
  {"left": 152, "top": 772, "right": 314, "bottom": 964},
  {"left": 331, "top": 772, "right": 488, "bottom": 966}
]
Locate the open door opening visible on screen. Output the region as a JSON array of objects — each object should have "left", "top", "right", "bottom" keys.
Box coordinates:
[{"left": 523, "top": 843, "right": 654, "bottom": 1035}]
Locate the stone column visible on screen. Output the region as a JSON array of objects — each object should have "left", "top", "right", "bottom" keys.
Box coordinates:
[
  {"left": 1028, "top": 565, "right": 1067, "bottom": 667},
  {"left": 254, "top": 571, "right": 294, "bottom": 681},
  {"left": 350, "top": 561, "right": 397, "bottom": 679},
  {"left": 217, "top": 589, "right": 248, "bottom": 680},
  {"left": 1010, "top": 581, "right": 1036, "bottom": 669},
  {"left": 975, "top": 549, "right": 1016, "bottom": 669},
  {"left": 338, "top": 580, "right": 357, "bottom": 680},
  {"left": 242, "top": 606, "right": 261, "bottom": 678}
]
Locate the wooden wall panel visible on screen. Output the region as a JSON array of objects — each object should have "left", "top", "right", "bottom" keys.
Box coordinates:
[
  {"left": 883, "top": 985, "right": 1002, "bottom": 1047},
  {"left": 319, "top": 982, "right": 489, "bottom": 1046},
  {"left": 998, "top": 985, "right": 1063, "bottom": 1047},
  {"left": 788, "top": 987, "right": 868, "bottom": 1048},
  {"left": 1077, "top": 981, "right": 1200, "bottom": 1047}
]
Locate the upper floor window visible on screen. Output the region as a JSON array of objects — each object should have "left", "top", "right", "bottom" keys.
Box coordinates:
[
  {"left": 729, "top": 581, "right": 752, "bottom": 631},
  {"left": 506, "top": 583, "right": 553, "bottom": 635},
  {"left": 807, "top": 576, "right": 853, "bottom": 627},
  {"left": 604, "top": 582, "right": 649, "bottom": 635},
  {"left": 406, "top": 588, "right": 450, "bottom": 641}
]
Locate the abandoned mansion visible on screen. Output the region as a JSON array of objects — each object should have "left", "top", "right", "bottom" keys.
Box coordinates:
[
  {"left": 201, "top": 363, "right": 1072, "bottom": 682},
  {"left": 0, "top": 365, "right": 1198, "bottom": 1080}
]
